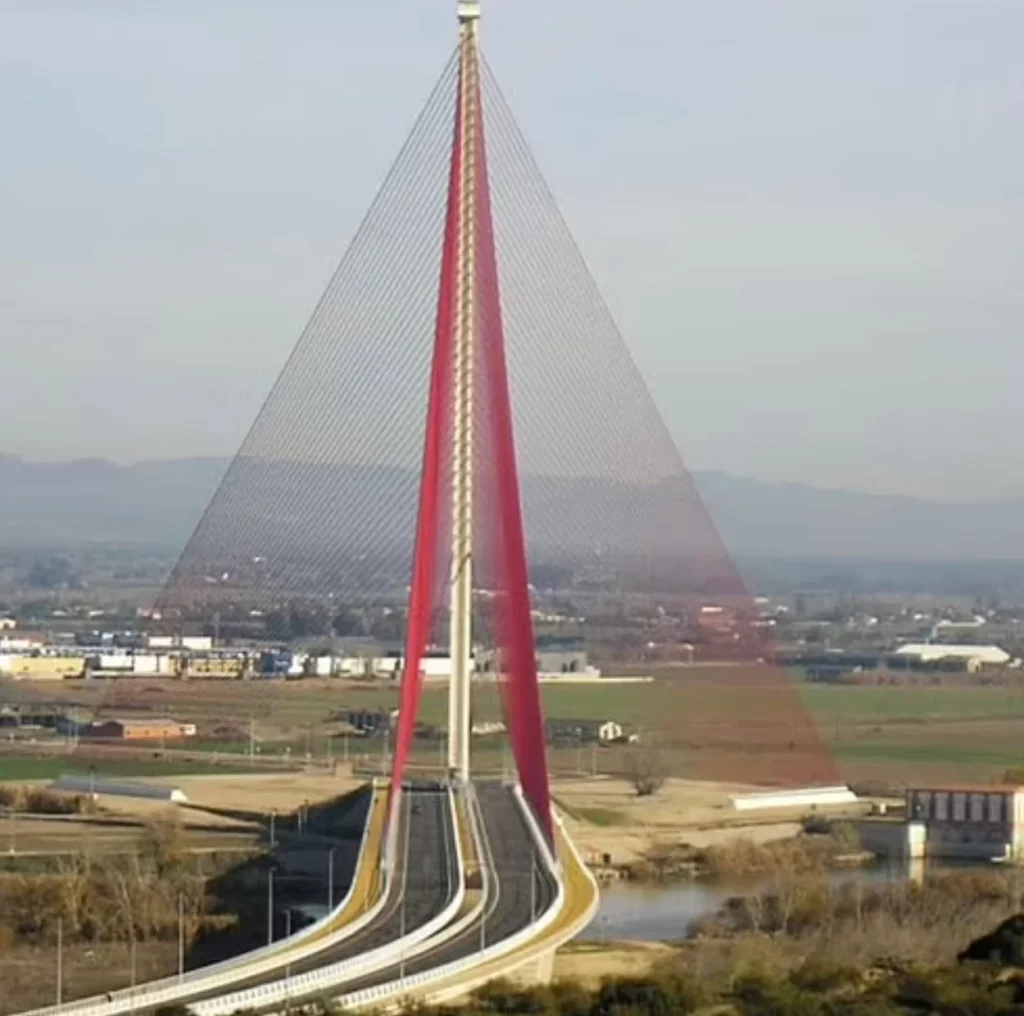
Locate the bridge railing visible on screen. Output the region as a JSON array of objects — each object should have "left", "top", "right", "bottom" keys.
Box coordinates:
[
  {"left": 16, "top": 782, "right": 391, "bottom": 1016},
  {"left": 336, "top": 783, "right": 569, "bottom": 1011},
  {"left": 189, "top": 783, "right": 468, "bottom": 1016},
  {"left": 409, "top": 806, "right": 599, "bottom": 1009}
]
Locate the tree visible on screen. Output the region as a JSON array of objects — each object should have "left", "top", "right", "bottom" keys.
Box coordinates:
[
  {"left": 139, "top": 811, "right": 186, "bottom": 875},
  {"left": 628, "top": 746, "right": 667, "bottom": 797},
  {"left": 332, "top": 608, "right": 365, "bottom": 637}
]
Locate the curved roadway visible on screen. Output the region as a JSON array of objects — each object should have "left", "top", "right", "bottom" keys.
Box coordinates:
[
  {"left": 331, "top": 781, "right": 558, "bottom": 998},
  {"left": 187, "top": 782, "right": 458, "bottom": 1004}
]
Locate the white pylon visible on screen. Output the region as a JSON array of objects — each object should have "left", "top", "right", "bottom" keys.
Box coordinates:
[{"left": 447, "top": 1, "right": 480, "bottom": 784}]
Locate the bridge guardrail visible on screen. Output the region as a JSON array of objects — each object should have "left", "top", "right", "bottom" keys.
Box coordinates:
[
  {"left": 17, "top": 782, "right": 389, "bottom": 1016},
  {"left": 417, "top": 807, "right": 599, "bottom": 1009},
  {"left": 336, "top": 784, "right": 567, "bottom": 1011},
  {"left": 190, "top": 784, "right": 467, "bottom": 1016}
]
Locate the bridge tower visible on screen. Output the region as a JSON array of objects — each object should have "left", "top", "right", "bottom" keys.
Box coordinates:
[
  {"left": 387, "top": 0, "right": 555, "bottom": 844},
  {"left": 447, "top": 0, "right": 482, "bottom": 786}
]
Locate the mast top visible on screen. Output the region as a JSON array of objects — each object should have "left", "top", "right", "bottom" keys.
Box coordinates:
[{"left": 457, "top": 0, "right": 481, "bottom": 24}]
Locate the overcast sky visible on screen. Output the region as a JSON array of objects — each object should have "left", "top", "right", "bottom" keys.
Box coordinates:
[{"left": 1, "top": 0, "right": 1021, "bottom": 501}]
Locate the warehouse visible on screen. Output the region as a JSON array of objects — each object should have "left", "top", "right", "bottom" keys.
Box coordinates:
[
  {"left": 83, "top": 718, "right": 197, "bottom": 741},
  {"left": 905, "top": 784, "right": 1024, "bottom": 861},
  {"left": 893, "top": 643, "right": 1012, "bottom": 672}
]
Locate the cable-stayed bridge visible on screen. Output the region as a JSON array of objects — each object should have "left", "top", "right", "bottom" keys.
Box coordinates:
[{"left": 12, "top": 0, "right": 840, "bottom": 1011}]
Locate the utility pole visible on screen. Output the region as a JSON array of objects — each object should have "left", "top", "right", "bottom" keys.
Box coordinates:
[
  {"left": 7, "top": 806, "right": 14, "bottom": 855},
  {"left": 269, "top": 810, "right": 276, "bottom": 848}
]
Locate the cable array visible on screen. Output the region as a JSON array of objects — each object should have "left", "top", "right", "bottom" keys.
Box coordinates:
[
  {"left": 135, "top": 42, "right": 839, "bottom": 789},
  {"left": 157, "top": 52, "right": 461, "bottom": 614}
]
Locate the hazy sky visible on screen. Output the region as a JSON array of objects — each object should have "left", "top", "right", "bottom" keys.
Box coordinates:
[{"left": 1, "top": 1, "right": 1021, "bottom": 501}]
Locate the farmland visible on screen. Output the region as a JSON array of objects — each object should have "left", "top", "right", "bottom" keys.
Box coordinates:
[{"left": 4, "top": 668, "right": 1024, "bottom": 787}]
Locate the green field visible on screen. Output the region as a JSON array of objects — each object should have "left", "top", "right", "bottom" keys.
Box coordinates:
[
  {"left": 0, "top": 757, "right": 250, "bottom": 781},
  {"left": 341, "top": 674, "right": 1024, "bottom": 781},
  {"left": 10, "top": 669, "right": 1024, "bottom": 785}
]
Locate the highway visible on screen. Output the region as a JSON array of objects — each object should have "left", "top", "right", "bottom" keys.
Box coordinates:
[
  {"left": 331, "top": 781, "right": 558, "bottom": 998},
  {"left": 185, "top": 782, "right": 458, "bottom": 1004}
]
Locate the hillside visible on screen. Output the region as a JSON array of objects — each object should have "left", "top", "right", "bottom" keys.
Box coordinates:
[{"left": 2, "top": 454, "right": 1023, "bottom": 562}]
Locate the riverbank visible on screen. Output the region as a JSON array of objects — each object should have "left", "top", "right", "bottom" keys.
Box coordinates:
[
  {"left": 584, "top": 866, "right": 1024, "bottom": 967},
  {"left": 553, "top": 776, "right": 873, "bottom": 882},
  {"left": 553, "top": 940, "right": 677, "bottom": 985}
]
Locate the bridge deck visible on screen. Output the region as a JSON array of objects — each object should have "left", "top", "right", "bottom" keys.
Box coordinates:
[
  {"left": 184, "top": 783, "right": 458, "bottom": 1006},
  {"left": 332, "top": 782, "right": 557, "bottom": 999}
]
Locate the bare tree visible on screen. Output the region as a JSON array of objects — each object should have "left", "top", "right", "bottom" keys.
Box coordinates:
[{"left": 628, "top": 745, "right": 667, "bottom": 797}]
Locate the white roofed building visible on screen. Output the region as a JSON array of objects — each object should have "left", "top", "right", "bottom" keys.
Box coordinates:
[{"left": 894, "top": 643, "right": 1011, "bottom": 671}]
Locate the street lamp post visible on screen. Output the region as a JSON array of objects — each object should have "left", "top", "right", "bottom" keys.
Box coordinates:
[
  {"left": 530, "top": 851, "right": 537, "bottom": 923},
  {"left": 327, "top": 846, "right": 336, "bottom": 910},
  {"left": 56, "top": 916, "right": 63, "bottom": 1005},
  {"left": 399, "top": 788, "right": 411, "bottom": 979},
  {"left": 178, "top": 893, "right": 185, "bottom": 982},
  {"left": 267, "top": 869, "right": 275, "bottom": 945}
]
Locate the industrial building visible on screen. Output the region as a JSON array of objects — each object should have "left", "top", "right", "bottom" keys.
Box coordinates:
[
  {"left": 83, "top": 718, "right": 197, "bottom": 741},
  {"left": 0, "top": 655, "right": 85, "bottom": 679},
  {"left": 893, "top": 643, "right": 1012, "bottom": 671},
  {"left": 476, "top": 638, "right": 598, "bottom": 679},
  {"left": 904, "top": 784, "right": 1024, "bottom": 861}
]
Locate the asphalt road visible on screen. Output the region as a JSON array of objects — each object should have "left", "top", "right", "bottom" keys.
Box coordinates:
[
  {"left": 333, "top": 780, "right": 558, "bottom": 996},
  {"left": 184, "top": 782, "right": 457, "bottom": 1004}
]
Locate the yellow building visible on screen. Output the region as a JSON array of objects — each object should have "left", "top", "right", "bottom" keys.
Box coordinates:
[{"left": 8, "top": 656, "right": 85, "bottom": 679}]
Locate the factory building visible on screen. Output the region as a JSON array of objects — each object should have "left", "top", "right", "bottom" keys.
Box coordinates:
[
  {"left": 893, "top": 643, "right": 1012, "bottom": 672},
  {"left": 905, "top": 784, "right": 1024, "bottom": 861},
  {"left": 0, "top": 655, "right": 86, "bottom": 679},
  {"left": 83, "top": 718, "right": 197, "bottom": 741}
]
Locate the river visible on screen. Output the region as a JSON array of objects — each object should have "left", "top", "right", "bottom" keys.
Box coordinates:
[{"left": 583, "top": 861, "right": 982, "bottom": 941}]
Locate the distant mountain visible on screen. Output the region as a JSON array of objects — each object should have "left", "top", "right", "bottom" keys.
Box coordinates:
[
  {"left": 695, "top": 471, "right": 1024, "bottom": 561},
  {"left": 0, "top": 454, "right": 225, "bottom": 548},
  {"left": 1, "top": 454, "right": 1023, "bottom": 561}
]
